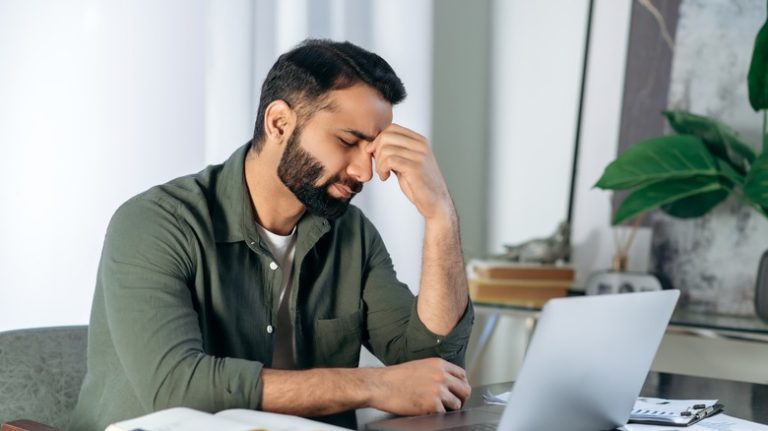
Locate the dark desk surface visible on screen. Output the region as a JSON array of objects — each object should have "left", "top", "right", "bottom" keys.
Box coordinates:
[
  {"left": 470, "top": 372, "right": 768, "bottom": 424},
  {"left": 361, "top": 372, "right": 768, "bottom": 429}
]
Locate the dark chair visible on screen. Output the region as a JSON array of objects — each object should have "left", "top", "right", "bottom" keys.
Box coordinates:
[{"left": 0, "top": 326, "right": 88, "bottom": 431}]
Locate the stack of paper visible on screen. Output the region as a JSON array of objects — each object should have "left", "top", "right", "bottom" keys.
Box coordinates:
[
  {"left": 482, "top": 391, "right": 768, "bottom": 431},
  {"left": 624, "top": 414, "right": 768, "bottom": 431}
]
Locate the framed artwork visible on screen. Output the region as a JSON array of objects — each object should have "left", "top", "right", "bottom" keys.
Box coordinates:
[{"left": 616, "top": 0, "right": 768, "bottom": 316}]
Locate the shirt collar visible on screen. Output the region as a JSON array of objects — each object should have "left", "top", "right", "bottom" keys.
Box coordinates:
[{"left": 212, "top": 141, "right": 330, "bottom": 245}]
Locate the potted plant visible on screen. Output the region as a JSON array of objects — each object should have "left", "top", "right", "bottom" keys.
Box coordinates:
[{"left": 594, "top": 2, "right": 768, "bottom": 317}]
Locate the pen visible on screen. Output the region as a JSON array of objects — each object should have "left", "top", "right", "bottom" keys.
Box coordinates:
[{"left": 692, "top": 403, "right": 723, "bottom": 421}]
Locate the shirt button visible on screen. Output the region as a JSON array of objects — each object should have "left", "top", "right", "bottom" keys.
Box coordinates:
[
  {"left": 267, "top": 325, "right": 273, "bottom": 334},
  {"left": 249, "top": 241, "right": 255, "bottom": 246},
  {"left": 269, "top": 261, "right": 278, "bottom": 270}
]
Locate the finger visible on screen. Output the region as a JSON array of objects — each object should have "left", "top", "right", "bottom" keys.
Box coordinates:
[
  {"left": 377, "top": 143, "right": 425, "bottom": 165},
  {"left": 374, "top": 144, "right": 426, "bottom": 182},
  {"left": 366, "top": 135, "right": 380, "bottom": 155},
  {"left": 375, "top": 154, "right": 415, "bottom": 181},
  {"left": 441, "top": 361, "right": 469, "bottom": 381},
  {"left": 444, "top": 372, "right": 472, "bottom": 405},
  {"left": 437, "top": 398, "right": 448, "bottom": 413},
  {"left": 374, "top": 130, "right": 428, "bottom": 155},
  {"left": 440, "top": 385, "right": 464, "bottom": 411},
  {"left": 386, "top": 123, "right": 427, "bottom": 142}
]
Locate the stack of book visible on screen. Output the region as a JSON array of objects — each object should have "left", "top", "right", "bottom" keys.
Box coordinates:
[{"left": 468, "top": 260, "right": 574, "bottom": 307}]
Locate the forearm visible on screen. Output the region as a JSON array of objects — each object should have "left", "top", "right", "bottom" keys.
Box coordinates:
[
  {"left": 417, "top": 205, "right": 469, "bottom": 335},
  {"left": 367, "top": 123, "right": 469, "bottom": 335},
  {"left": 262, "top": 359, "right": 472, "bottom": 417},
  {"left": 260, "top": 367, "right": 374, "bottom": 416}
]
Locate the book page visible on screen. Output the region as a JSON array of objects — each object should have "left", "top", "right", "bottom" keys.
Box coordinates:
[
  {"left": 216, "top": 409, "right": 350, "bottom": 431},
  {"left": 105, "top": 407, "right": 264, "bottom": 431}
]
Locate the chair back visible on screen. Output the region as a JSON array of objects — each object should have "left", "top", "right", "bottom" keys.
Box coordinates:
[{"left": 0, "top": 326, "right": 88, "bottom": 428}]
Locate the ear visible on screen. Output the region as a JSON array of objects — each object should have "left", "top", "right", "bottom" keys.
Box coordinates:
[{"left": 263, "top": 100, "right": 297, "bottom": 145}]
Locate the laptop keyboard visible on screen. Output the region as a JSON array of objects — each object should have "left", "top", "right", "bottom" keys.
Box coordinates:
[{"left": 443, "top": 423, "right": 497, "bottom": 431}]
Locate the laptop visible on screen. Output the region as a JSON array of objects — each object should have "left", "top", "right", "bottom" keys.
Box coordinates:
[{"left": 366, "top": 290, "right": 680, "bottom": 431}]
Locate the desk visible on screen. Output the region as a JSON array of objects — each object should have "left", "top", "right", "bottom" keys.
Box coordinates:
[
  {"left": 360, "top": 372, "right": 768, "bottom": 429},
  {"left": 469, "top": 300, "right": 768, "bottom": 382}
]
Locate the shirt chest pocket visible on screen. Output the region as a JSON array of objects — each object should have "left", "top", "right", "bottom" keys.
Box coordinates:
[{"left": 313, "top": 309, "right": 363, "bottom": 367}]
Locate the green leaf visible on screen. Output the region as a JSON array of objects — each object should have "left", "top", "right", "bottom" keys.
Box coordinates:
[
  {"left": 748, "top": 5, "right": 768, "bottom": 111},
  {"left": 744, "top": 150, "right": 768, "bottom": 209},
  {"left": 660, "top": 160, "right": 738, "bottom": 218},
  {"left": 664, "top": 111, "right": 757, "bottom": 174},
  {"left": 595, "top": 135, "right": 719, "bottom": 190},
  {"left": 613, "top": 176, "right": 728, "bottom": 225},
  {"left": 716, "top": 158, "right": 745, "bottom": 186},
  {"left": 661, "top": 189, "right": 729, "bottom": 218}
]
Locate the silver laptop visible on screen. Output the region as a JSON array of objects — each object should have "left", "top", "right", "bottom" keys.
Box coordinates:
[{"left": 367, "top": 290, "right": 680, "bottom": 431}]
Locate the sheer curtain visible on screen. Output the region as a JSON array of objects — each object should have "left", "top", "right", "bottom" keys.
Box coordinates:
[
  {"left": 0, "top": 0, "right": 206, "bottom": 331},
  {"left": 205, "top": 0, "right": 434, "bottom": 293},
  {"left": 0, "top": 0, "right": 432, "bottom": 334}
]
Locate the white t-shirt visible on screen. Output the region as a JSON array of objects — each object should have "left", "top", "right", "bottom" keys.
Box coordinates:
[{"left": 255, "top": 223, "right": 298, "bottom": 307}]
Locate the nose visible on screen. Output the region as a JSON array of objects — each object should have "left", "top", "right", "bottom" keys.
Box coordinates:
[{"left": 346, "top": 146, "right": 373, "bottom": 183}]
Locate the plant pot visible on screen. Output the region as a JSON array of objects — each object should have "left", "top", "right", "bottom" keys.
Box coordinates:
[{"left": 755, "top": 250, "right": 768, "bottom": 322}]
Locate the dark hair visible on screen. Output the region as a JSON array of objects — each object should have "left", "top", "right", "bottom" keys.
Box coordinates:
[{"left": 251, "top": 39, "right": 406, "bottom": 153}]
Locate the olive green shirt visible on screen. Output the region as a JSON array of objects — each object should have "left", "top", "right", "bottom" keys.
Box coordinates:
[{"left": 68, "top": 143, "right": 474, "bottom": 431}]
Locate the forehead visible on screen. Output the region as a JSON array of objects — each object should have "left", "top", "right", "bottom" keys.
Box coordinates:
[{"left": 310, "top": 84, "right": 393, "bottom": 137}]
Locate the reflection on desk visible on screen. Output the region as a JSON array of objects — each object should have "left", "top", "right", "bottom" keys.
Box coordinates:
[
  {"left": 472, "top": 300, "right": 768, "bottom": 340},
  {"left": 666, "top": 308, "right": 768, "bottom": 342},
  {"left": 468, "top": 300, "right": 768, "bottom": 384},
  {"left": 358, "top": 373, "right": 768, "bottom": 430},
  {"left": 639, "top": 373, "right": 768, "bottom": 424}
]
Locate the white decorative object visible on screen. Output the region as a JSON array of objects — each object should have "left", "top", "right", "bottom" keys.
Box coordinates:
[
  {"left": 586, "top": 271, "right": 662, "bottom": 295},
  {"left": 586, "top": 223, "right": 661, "bottom": 296}
]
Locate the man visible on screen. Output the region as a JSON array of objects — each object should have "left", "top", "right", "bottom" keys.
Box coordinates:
[{"left": 69, "top": 39, "right": 473, "bottom": 430}]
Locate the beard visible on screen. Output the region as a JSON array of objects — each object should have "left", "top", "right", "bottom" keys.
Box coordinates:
[{"left": 277, "top": 129, "right": 363, "bottom": 220}]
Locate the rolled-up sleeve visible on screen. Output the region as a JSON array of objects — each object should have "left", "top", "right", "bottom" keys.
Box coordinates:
[
  {"left": 101, "top": 196, "right": 264, "bottom": 412},
  {"left": 361, "top": 218, "right": 474, "bottom": 368},
  {"left": 402, "top": 299, "right": 474, "bottom": 366}
]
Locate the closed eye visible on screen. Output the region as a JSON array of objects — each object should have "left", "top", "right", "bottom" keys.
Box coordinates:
[{"left": 338, "top": 137, "right": 356, "bottom": 147}]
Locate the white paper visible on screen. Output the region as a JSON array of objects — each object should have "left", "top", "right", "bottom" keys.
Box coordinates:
[
  {"left": 482, "top": 389, "right": 511, "bottom": 405},
  {"left": 105, "top": 407, "right": 348, "bottom": 431},
  {"left": 625, "top": 414, "right": 768, "bottom": 431}
]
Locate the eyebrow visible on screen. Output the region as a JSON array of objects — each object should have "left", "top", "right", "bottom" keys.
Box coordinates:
[{"left": 342, "top": 128, "right": 377, "bottom": 142}]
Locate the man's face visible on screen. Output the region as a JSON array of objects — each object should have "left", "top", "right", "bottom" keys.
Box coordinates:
[{"left": 277, "top": 84, "right": 393, "bottom": 219}]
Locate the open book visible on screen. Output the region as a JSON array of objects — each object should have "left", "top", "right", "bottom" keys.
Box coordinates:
[{"left": 105, "top": 407, "right": 351, "bottom": 431}]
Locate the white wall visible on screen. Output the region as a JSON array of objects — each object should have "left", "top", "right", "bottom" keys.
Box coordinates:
[
  {"left": 488, "top": 0, "right": 589, "bottom": 252},
  {"left": 204, "top": 0, "right": 255, "bottom": 164},
  {"left": 570, "top": 0, "right": 633, "bottom": 287},
  {"left": 361, "top": 0, "right": 432, "bottom": 292},
  {"left": 466, "top": 0, "right": 593, "bottom": 386},
  {"left": 0, "top": 0, "right": 205, "bottom": 331}
]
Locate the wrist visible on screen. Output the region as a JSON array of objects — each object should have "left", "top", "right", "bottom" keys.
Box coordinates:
[
  {"left": 424, "top": 201, "right": 457, "bottom": 229},
  {"left": 356, "top": 367, "right": 382, "bottom": 409}
]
